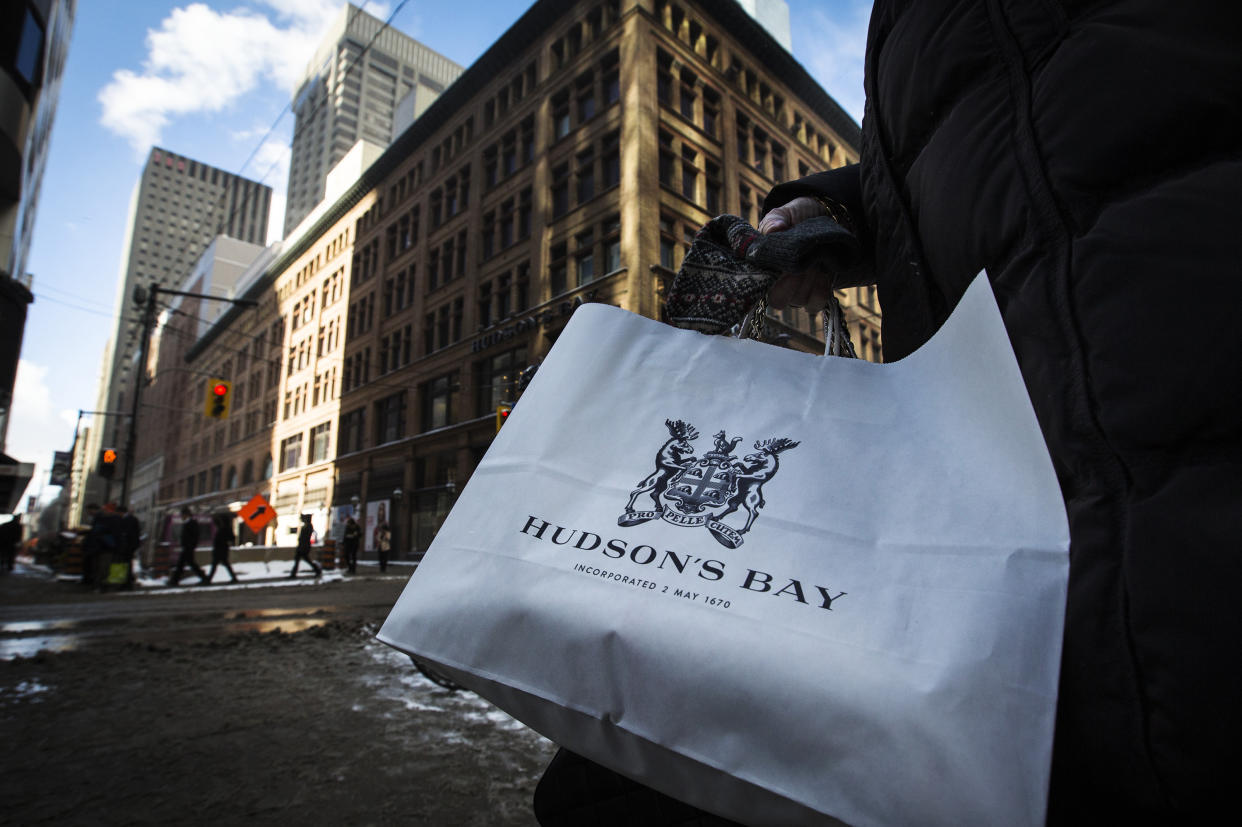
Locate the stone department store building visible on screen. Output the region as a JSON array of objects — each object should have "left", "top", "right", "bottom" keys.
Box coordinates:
[{"left": 152, "top": 0, "right": 875, "bottom": 559}]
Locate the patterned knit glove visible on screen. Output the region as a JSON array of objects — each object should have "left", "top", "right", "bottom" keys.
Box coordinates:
[{"left": 666, "top": 214, "right": 860, "bottom": 334}]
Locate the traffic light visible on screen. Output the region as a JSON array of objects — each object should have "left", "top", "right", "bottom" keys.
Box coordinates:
[
  {"left": 99, "top": 448, "right": 119, "bottom": 479},
  {"left": 205, "top": 378, "right": 232, "bottom": 419},
  {"left": 496, "top": 403, "right": 513, "bottom": 432}
]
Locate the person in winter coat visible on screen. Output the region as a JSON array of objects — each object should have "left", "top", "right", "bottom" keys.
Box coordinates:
[
  {"left": 169, "top": 507, "right": 208, "bottom": 586},
  {"left": 755, "top": 2, "right": 1241, "bottom": 822},
  {"left": 118, "top": 505, "right": 141, "bottom": 589},
  {"left": 290, "top": 513, "right": 322, "bottom": 578},
  {"left": 342, "top": 516, "right": 361, "bottom": 574},
  {"left": 205, "top": 512, "right": 239, "bottom": 584},
  {"left": 375, "top": 521, "right": 391, "bottom": 573}
]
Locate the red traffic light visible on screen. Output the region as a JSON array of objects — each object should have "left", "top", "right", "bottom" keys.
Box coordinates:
[{"left": 212, "top": 383, "right": 229, "bottom": 396}]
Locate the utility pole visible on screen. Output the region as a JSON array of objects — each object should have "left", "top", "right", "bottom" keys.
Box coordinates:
[{"left": 119, "top": 283, "right": 256, "bottom": 507}]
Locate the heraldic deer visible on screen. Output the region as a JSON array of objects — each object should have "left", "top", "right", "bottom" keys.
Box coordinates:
[
  {"left": 716, "top": 437, "right": 800, "bottom": 534},
  {"left": 622, "top": 419, "right": 700, "bottom": 517}
]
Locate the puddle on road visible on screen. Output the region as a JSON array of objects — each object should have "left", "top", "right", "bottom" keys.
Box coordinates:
[{"left": 0, "top": 613, "right": 336, "bottom": 660}]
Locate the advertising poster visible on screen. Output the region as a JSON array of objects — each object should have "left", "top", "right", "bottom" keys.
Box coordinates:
[
  {"left": 365, "top": 500, "right": 389, "bottom": 552},
  {"left": 331, "top": 504, "right": 356, "bottom": 543}
]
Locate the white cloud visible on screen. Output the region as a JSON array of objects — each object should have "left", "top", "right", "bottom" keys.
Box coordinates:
[
  {"left": 6, "top": 360, "right": 78, "bottom": 507},
  {"left": 793, "top": 1, "right": 871, "bottom": 125},
  {"left": 98, "top": 1, "right": 346, "bottom": 154}
]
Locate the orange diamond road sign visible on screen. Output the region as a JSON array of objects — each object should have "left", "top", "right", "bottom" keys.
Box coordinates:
[{"left": 239, "top": 494, "right": 276, "bottom": 533}]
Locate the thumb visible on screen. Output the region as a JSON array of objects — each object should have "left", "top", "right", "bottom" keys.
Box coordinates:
[{"left": 757, "top": 196, "right": 826, "bottom": 234}]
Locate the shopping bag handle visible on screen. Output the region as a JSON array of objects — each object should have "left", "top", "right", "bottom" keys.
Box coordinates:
[{"left": 737, "top": 293, "right": 858, "bottom": 359}]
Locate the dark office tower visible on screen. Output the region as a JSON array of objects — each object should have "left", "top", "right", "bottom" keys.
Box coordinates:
[{"left": 82, "top": 149, "right": 271, "bottom": 509}]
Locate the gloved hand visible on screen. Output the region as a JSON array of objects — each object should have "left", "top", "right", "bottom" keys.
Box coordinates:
[
  {"left": 758, "top": 197, "right": 840, "bottom": 309},
  {"left": 756, "top": 196, "right": 826, "bottom": 234}
]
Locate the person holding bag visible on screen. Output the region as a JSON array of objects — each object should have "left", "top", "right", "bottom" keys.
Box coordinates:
[
  {"left": 529, "top": 2, "right": 1240, "bottom": 823},
  {"left": 749, "top": 2, "right": 1241, "bottom": 823}
]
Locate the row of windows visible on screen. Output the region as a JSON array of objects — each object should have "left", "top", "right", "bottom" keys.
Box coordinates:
[
  {"left": 481, "top": 188, "right": 533, "bottom": 258},
  {"left": 183, "top": 453, "right": 272, "bottom": 499},
  {"left": 337, "top": 343, "right": 528, "bottom": 456},
  {"left": 550, "top": 215, "right": 621, "bottom": 296},
  {"left": 659, "top": 129, "right": 722, "bottom": 213},
  {"left": 550, "top": 1, "right": 622, "bottom": 72},
  {"left": 657, "top": 49, "right": 721, "bottom": 140},
  {"left": 482, "top": 61, "right": 538, "bottom": 129},
  {"left": 279, "top": 420, "right": 333, "bottom": 472},
  {"left": 477, "top": 264, "right": 532, "bottom": 329},
  {"left": 550, "top": 132, "right": 620, "bottom": 220}
]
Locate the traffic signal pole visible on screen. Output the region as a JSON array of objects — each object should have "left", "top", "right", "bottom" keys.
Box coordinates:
[
  {"left": 119, "top": 286, "right": 157, "bottom": 506},
  {"left": 118, "top": 283, "right": 256, "bottom": 507}
]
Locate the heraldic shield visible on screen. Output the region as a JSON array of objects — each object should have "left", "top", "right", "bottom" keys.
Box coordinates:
[{"left": 618, "top": 419, "right": 799, "bottom": 548}]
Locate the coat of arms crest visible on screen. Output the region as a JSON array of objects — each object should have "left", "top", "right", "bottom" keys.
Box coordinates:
[{"left": 618, "top": 419, "right": 799, "bottom": 547}]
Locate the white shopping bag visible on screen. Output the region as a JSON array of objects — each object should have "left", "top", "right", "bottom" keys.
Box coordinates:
[{"left": 379, "top": 274, "right": 1069, "bottom": 827}]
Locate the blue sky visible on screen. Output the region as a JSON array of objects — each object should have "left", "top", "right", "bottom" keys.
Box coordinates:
[{"left": 9, "top": 0, "right": 872, "bottom": 508}]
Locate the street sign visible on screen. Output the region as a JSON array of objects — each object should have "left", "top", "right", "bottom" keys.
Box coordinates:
[
  {"left": 50, "top": 451, "right": 72, "bottom": 486},
  {"left": 239, "top": 493, "right": 276, "bottom": 534}
]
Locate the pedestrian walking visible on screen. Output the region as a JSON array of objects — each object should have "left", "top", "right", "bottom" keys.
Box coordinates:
[
  {"left": 342, "top": 516, "right": 361, "bottom": 574},
  {"left": 290, "top": 513, "right": 322, "bottom": 578},
  {"left": 205, "top": 512, "right": 239, "bottom": 584},
  {"left": 87, "top": 503, "right": 123, "bottom": 592},
  {"left": 375, "top": 521, "right": 391, "bottom": 573},
  {"left": 169, "top": 507, "right": 209, "bottom": 586},
  {"left": 119, "top": 504, "right": 141, "bottom": 589}
]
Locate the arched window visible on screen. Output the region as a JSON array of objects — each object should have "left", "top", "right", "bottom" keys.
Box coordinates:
[
  {"left": 241, "top": 459, "right": 254, "bottom": 484},
  {"left": 261, "top": 453, "right": 273, "bottom": 480},
  {"left": 226, "top": 466, "right": 237, "bottom": 489}
]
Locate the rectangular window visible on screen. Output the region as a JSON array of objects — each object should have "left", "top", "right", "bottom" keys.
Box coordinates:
[
  {"left": 575, "top": 229, "right": 595, "bottom": 286},
  {"left": 551, "top": 163, "right": 570, "bottom": 218},
  {"left": 702, "top": 89, "right": 720, "bottom": 138},
  {"left": 518, "top": 188, "right": 532, "bottom": 238},
  {"left": 280, "top": 433, "right": 303, "bottom": 471},
  {"left": 478, "top": 281, "right": 492, "bottom": 329},
  {"left": 659, "top": 216, "right": 677, "bottom": 269},
  {"left": 603, "top": 51, "right": 620, "bottom": 105},
  {"left": 521, "top": 117, "right": 536, "bottom": 164},
  {"left": 682, "top": 147, "right": 698, "bottom": 201},
  {"left": 602, "top": 132, "right": 620, "bottom": 189},
  {"left": 549, "top": 242, "right": 568, "bottom": 295},
  {"left": 577, "top": 149, "right": 595, "bottom": 205},
  {"left": 706, "top": 160, "right": 722, "bottom": 215},
  {"left": 475, "top": 346, "right": 528, "bottom": 417},
  {"left": 309, "top": 421, "right": 331, "bottom": 463},
  {"left": 481, "top": 211, "right": 495, "bottom": 260},
  {"left": 552, "top": 91, "right": 571, "bottom": 140},
  {"left": 502, "top": 130, "right": 517, "bottom": 175},
  {"left": 496, "top": 271, "right": 512, "bottom": 319},
  {"left": 340, "top": 407, "right": 365, "bottom": 454},
  {"left": 375, "top": 392, "right": 407, "bottom": 445},
  {"left": 423, "top": 374, "right": 453, "bottom": 431},
  {"left": 576, "top": 71, "right": 596, "bottom": 123},
  {"left": 499, "top": 199, "right": 515, "bottom": 248},
  {"left": 603, "top": 215, "right": 621, "bottom": 273}
]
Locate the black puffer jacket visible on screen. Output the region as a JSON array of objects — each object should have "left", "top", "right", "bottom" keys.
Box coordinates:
[{"left": 765, "top": 1, "right": 1242, "bottom": 821}]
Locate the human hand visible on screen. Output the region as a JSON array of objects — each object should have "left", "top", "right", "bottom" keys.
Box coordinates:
[
  {"left": 756, "top": 196, "right": 825, "bottom": 234},
  {"left": 758, "top": 197, "right": 833, "bottom": 308}
]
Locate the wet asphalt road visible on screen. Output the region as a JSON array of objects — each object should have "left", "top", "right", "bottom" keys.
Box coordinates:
[{"left": 0, "top": 563, "right": 412, "bottom": 660}]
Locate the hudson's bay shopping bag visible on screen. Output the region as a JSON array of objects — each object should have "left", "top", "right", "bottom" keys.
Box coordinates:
[{"left": 379, "top": 274, "right": 1069, "bottom": 827}]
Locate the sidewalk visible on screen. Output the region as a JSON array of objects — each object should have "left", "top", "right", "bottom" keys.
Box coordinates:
[{"left": 0, "top": 554, "right": 415, "bottom": 606}]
